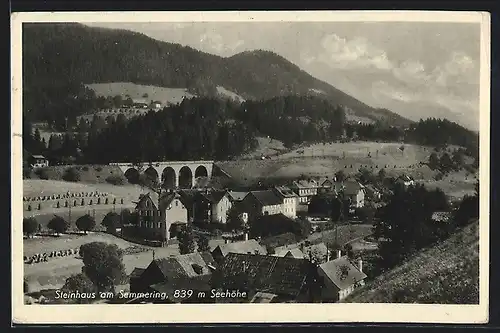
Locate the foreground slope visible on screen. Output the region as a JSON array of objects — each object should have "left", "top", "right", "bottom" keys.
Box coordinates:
[{"left": 343, "top": 220, "right": 479, "bottom": 304}]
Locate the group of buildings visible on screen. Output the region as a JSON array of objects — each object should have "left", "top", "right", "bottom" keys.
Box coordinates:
[
  {"left": 128, "top": 238, "right": 367, "bottom": 304},
  {"left": 132, "top": 176, "right": 372, "bottom": 243}
]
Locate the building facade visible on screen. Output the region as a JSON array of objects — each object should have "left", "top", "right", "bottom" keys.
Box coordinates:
[
  {"left": 290, "top": 180, "right": 319, "bottom": 204},
  {"left": 135, "top": 192, "right": 188, "bottom": 241},
  {"left": 273, "top": 186, "right": 298, "bottom": 219},
  {"left": 240, "top": 190, "right": 284, "bottom": 222}
]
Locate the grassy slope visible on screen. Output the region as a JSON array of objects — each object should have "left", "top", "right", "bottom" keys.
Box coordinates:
[
  {"left": 85, "top": 82, "right": 194, "bottom": 105},
  {"left": 342, "top": 220, "right": 479, "bottom": 304}
]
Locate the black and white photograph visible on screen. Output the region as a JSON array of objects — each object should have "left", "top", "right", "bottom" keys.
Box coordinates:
[{"left": 11, "top": 11, "right": 490, "bottom": 324}]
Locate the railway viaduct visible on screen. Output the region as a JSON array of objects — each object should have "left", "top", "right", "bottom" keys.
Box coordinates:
[{"left": 110, "top": 161, "right": 215, "bottom": 189}]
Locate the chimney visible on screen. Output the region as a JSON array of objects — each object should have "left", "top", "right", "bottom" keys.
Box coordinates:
[
  {"left": 244, "top": 232, "right": 249, "bottom": 241},
  {"left": 336, "top": 249, "right": 342, "bottom": 259},
  {"left": 224, "top": 238, "right": 230, "bottom": 245},
  {"left": 357, "top": 258, "right": 363, "bottom": 273},
  {"left": 326, "top": 249, "right": 330, "bottom": 262}
]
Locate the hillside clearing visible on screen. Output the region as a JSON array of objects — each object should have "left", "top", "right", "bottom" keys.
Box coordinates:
[
  {"left": 86, "top": 82, "right": 194, "bottom": 105},
  {"left": 342, "top": 221, "right": 479, "bottom": 304}
]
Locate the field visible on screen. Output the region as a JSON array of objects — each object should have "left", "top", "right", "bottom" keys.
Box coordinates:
[
  {"left": 218, "top": 141, "right": 437, "bottom": 184},
  {"left": 24, "top": 233, "right": 226, "bottom": 293},
  {"left": 22, "top": 180, "right": 152, "bottom": 230},
  {"left": 342, "top": 220, "right": 479, "bottom": 304},
  {"left": 241, "top": 136, "right": 289, "bottom": 160},
  {"left": 27, "top": 164, "right": 125, "bottom": 184},
  {"left": 86, "top": 82, "right": 194, "bottom": 105}
]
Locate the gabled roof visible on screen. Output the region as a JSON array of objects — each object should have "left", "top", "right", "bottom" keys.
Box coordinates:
[
  {"left": 274, "top": 186, "right": 298, "bottom": 198},
  {"left": 343, "top": 180, "right": 363, "bottom": 196},
  {"left": 135, "top": 192, "right": 159, "bottom": 210},
  {"left": 199, "top": 190, "right": 229, "bottom": 204},
  {"left": 249, "top": 190, "right": 283, "bottom": 206},
  {"left": 129, "top": 267, "right": 146, "bottom": 279},
  {"left": 151, "top": 251, "right": 215, "bottom": 280},
  {"left": 273, "top": 247, "right": 305, "bottom": 259},
  {"left": 214, "top": 239, "right": 267, "bottom": 257},
  {"left": 319, "top": 256, "right": 367, "bottom": 290},
  {"left": 227, "top": 191, "right": 248, "bottom": 202},
  {"left": 292, "top": 179, "right": 318, "bottom": 189},
  {"left": 219, "top": 253, "right": 314, "bottom": 298}
]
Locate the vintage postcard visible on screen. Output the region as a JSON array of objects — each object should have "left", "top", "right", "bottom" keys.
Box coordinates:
[{"left": 11, "top": 10, "right": 490, "bottom": 324}]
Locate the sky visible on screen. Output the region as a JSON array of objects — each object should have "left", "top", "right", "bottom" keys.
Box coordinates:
[{"left": 85, "top": 22, "right": 481, "bottom": 130}]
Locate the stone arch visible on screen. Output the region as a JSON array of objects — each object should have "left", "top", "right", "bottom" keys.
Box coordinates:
[
  {"left": 124, "top": 168, "right": 140, "bottom": 184},
  {"left": 178, "top": 166, "right": 193, "bottom": 189},
  {"left": 194, "top": 165, "right": 208, "bottom": 179},
  {"left": 144, "top": 167, "right": 159, "bottom": 185},
  {"left": 161, "top": 167, "right": 177, "bottom": 189}
]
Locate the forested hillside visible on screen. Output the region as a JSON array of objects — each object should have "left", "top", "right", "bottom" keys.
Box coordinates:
[{"left": 22, "top": 23, "right": 410, "bottom": 127}]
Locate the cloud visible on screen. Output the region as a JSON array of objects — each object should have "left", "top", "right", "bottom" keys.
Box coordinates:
[
  {"left": 198, "top": 31, "right": 244, "bottom": 55},
  {"left": 315, "top": 34, "right": 392, "bottom": 70}
]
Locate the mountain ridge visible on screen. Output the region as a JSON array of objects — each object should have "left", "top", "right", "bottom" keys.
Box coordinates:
[{"left": 23, "top": 22, "right": 412, "bottom": 127}]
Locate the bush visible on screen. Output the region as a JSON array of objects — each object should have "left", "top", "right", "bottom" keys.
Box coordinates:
[
  {"left": 82, "top": 166, "right": 89, "bottom": 171},
  {"left": 23, "top": 217, "right": 39, "bottom": 237},
  {"left": 105, "top": 175, "right": 126, "bottom": 185},
  {"left": 95, "top": 166, "right": 103, "bottom": 172},
  {"left": 102, "top": 212, "right": 120, "bottom": 233},
  {"left": 47, "top": 215, "right": 70, "bottom": 235},
  {"left": 35, "top": 168, "right": 50, "bottom": 180},
  {"left": 76, "top": 214, "right": 96, "bottom": 234},
  {"left": 62, "top": 167, "right": 81, "bottom": 182}
]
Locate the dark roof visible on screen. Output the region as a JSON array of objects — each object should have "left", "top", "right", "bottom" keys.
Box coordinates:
[
  {"left": 199, "top": 190, "right": 228, "bottom": 204},
  {"left": 227, "top": 191, "right": 249, "bottom": 202},
  {"left": 249, "top": 190, "right": 283, "bottom": 206},
  {"left": 343, "top": 181, "right": 363, "bottom": 196},
  {"left": 255, "top": 213, "right": 295, "bottom": 229},
  {"left": 214, "top": 239, "right": 267, "bottom": 257},
  {"left": 273, "top": 248, "right": 305, "bottom": 259},
  {"left": 136, "top": 193, "right": 158, "bottom": 210},
  {"left": 178, "top": 189, "right": 198, "bottom": 207},
  {"left": 319, "top": 256, "right": 367, "bottom": 290},
  {"left": 219, "top": 253, "right": 313, "bottom": 298},
  {"left": 129, "top": 268, "right": 146, "bottom": 279},
  {"left": 151, "top": 252, "right": 215, "bottom": 279}
]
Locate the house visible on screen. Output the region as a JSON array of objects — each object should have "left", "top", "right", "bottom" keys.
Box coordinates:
[
  {"left": 151, "top": 101, "right": 162, "bottom": 109},
  {"left": 134, "top": 191, "right": 188, "bottom": 242},
  {"left": 29, "top": 155, "right": 49, "bottom": 168},
  {"left": 273, "top": 186, "right": 298, "bottom": 219},
  {"left": 397, "top": 174, "right": 415, "bottom": 187},
  {"left": 342, "top": 180, "right": 365, "bottom": 208},
  {"left": 240, "top": 190, "right": 284, "bottom": 222},
  {"left": 317, "top": 256, "right": 367, "bottom": 302},
  {"left": 290, "top": 180, "right": 319, "bottom": 204},
  {"left": 227, "top": 191, "right": 248, "bottom": 205},
  {"left": 213, "top": 253, "right": 321, "bottom": 303},
  {"left": 193, "top": 190, "right": 232, "bottom": 224},
  {"left": 177, "top": 189, "right": 198, "bottom": 222},
  {"left": 129, "top": 251, "right": 216, "bottom": 295},
  {"left": 211, "top": 239, "right": 267, "bottom": 263}
]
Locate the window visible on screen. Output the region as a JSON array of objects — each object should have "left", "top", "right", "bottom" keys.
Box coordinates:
[{"left": 175, "top": 201, "right": 178, "bottom": 207}]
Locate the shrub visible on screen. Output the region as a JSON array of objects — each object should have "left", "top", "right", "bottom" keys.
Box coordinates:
[
  {"left": 62, "top": 167, "right": 81, "bottom": 182},
  {"left": 47, "top": 215, "right": 70, "bottom": 235},
  {"left": 105, "top": 175, "right": 126, "bottom": 185},
  {"left": 102, "top": 212, "right": 120, "bottom": 234},
  {"left": 35, "top": 168, "right": 50, "bottom": 180},
  {"left": 82, "top": 166, "right": 89, "bottom": 171},
  {"left": 76, "top": 214, "right": 96, "bottom": 234},
  {"left": 23, "top": 217, "right": 39, "bottom": 237},
  {"left": 95, "top": 166, "right": 103, "bottom": 172}
]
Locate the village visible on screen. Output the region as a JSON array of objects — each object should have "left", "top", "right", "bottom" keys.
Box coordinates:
[{"left": 23, "top": 152, "right": 460, "bottom": 305}]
